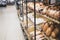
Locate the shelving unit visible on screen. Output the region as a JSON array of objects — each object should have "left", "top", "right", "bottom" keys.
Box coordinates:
[{"left": 19, "top": 0, "right": 60, "bottom": 40}]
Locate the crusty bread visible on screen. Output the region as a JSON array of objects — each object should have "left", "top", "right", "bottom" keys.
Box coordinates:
[
  {"left": 45, "top": 25, "right": 54, "bottom": 37},
  {"left": 43, "top": 23, "right": 49, "bottom": 32},
  {"left": 51, "top": 27, "right": 59, "bottom": 38},
  {"left": 27, "top": 2, "right": 45, "bottom": 12}
]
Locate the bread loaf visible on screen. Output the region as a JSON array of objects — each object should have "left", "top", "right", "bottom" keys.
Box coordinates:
[
  {"left": 43, "top": 23, "right": 49, "bottom": 32},
  {"left": 42, "top": 6, "right": 48, "bottom": 14},
  {"left": 27, "top": 2, "right": 41, "bottom": 11},
  {"left": 51, "top": 27, "right": 59, "bottom": 38},
  {"left": 48, "top": 10, "right": 56, "bottom": 18},
  {"left": 45, "top": 25, "right": 54, "bottom": 36}
]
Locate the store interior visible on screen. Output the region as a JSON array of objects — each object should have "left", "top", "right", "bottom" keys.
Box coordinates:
[{"left": 0, "top": 0, "right": 60, "bottom": 40}]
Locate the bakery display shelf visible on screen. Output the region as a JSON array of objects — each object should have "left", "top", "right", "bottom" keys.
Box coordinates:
[
  {"left": 26, "top": 2, "right": 60, "bottom": 24},
  {"left": 20, "top": 16, "right": 58, "bottom": 40},
  {"left": 20, "top": 1, "right": 60, "bottom": 40},
  {"left": 34, "top": 26, "right": 50, "bottom": 40},
  {"left": 20, "top": 16, "right": 49, "bottom": 40},
  {"left": 20, "top": 9, "right": 60, "bottom": 40},
  {"left": 27, "top": 25, "right": 57, "bottom": 40},
  {"left": 36, "top": 25, "right": 58, "bottom": 40},
  {"left": 27, "top": 7, "right": 60, "bottom": 24},
  {"left": 37, "top": 24, "right": 58, "bottom": 40}
]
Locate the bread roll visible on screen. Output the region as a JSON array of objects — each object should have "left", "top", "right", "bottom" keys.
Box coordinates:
[
  {"left": 27, "top": 2, "right": 41, "bottom": 11},
  {"left": 54, "top": 11, "right": 60, "bottom": 20},
  {"left": 45, "top": 25, "right": 54, "bottom": 36},
  {"left": 48, "top": 10, "right": 56, "bottom": 18},
  {"left": 42, "top": 6, "right": 48, "bottom": 14},
  {"left": 27, "top": 2, "right": 34, "bottom": 10},
  {"left": 51, "top": 27, "right": 59, "bottom": 38},
  {"left": 51, "top": 32, "right": 56, "bottom": 38},
  {"left": 43, "top": 23, "right": 49, "bottom": 32}
]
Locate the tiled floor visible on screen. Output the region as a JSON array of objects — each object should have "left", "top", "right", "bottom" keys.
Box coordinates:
[{"left": 0, "top": 6, "right": 25, "bottom": 40}]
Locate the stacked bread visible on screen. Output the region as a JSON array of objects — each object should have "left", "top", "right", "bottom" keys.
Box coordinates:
[
  {"left": 27, "top": 25, "right": 48, "bottom": 40},
  {"left": 27, "top": 2, "right": 45, "bottom": 12},
  {"left": 41, "top": 22, "right": 60, "bottom": 38},
  {"left": 46, "top": 6, "right": 60, "bottom": 20},
  {"left": 27, "top": 2, "right": 60, "bottom": 20},
  {"left": 41, "top": 6, "right": 60, "bottom": 20}
]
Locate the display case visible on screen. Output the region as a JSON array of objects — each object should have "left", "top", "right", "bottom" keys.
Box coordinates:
[{"left": 19, "top": 0, "right": 60, "bottom": 40}]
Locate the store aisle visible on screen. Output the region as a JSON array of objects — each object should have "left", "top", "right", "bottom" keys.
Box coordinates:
[{"left": 0, "top": 6, "right": 25, "bottom": 40}]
